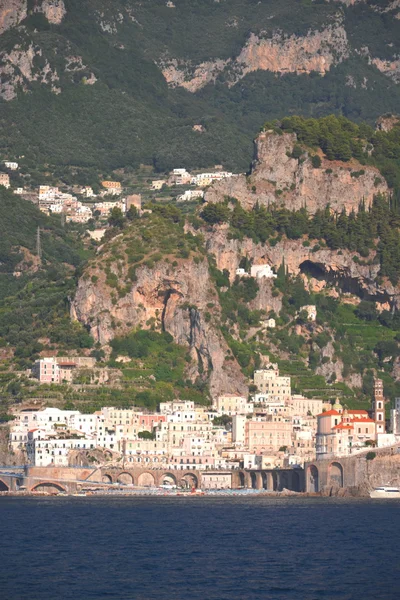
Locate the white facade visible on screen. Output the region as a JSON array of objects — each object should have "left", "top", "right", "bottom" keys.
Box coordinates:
[
  {"left": 232, "top": 415, "right": 247, "bottom": 443},
  {"left": 177, "top": 190, "right": 204, "bottom": 202},
  {"left": 254, "top": 368, "right": 291, "bottom": 403},
  {"left": 4, "top": 161, "right": 18, "bottom": 170},
  {"left": 250, "top": 264, "right": 277, "bottom": 279},
  {"left": 214, "top": 395, "right": 253, "bottom": 416},
  {"left": 390, "top": 398, "right": 400, "bottom": 435}
]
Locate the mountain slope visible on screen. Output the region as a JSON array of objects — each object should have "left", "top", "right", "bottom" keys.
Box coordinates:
[{"left": 1, "top": 0, "right": 400, "bottom": 170}]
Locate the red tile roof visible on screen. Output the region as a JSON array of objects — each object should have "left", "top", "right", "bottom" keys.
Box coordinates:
[{"left": 317, "top": 410, "right": 340, "bottom": 417}]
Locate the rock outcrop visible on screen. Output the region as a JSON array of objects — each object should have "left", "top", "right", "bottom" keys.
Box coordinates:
[
  {"left": 205, "top": 130, "right": 388, "bottom": 214},
  {"left": 0, "top": 0, "right": 66, "bottom": 34},
  {"left": 72, "top": 254, "right": 248, "bottom": 399},
  {"left": 0, "top": 42, "right": 60, "bottom": 100},
  {"left": 202, "top": 225, "right": 400, "bottom": 308},
  {"left": 36, "top": 0, "right": 66, "bottom": 25},
  {"left": 161, "top": 23, "right": 349, "bottom": 92},
  {"left": 0, "top": 0, "right": 27, "bottom": 34}
]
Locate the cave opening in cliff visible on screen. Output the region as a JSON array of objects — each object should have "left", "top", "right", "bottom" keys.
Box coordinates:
[{"left": 299, "top": 260, "right": 326, "bottom": 280}]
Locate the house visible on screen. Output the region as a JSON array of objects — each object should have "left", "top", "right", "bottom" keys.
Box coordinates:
[
  {"left": 14, "top": 188, "right": 24, "bottom": 195},
  {"left": 214, "top": 394, "right": 253, "bottom": 416},
  {"left": 151, "top": 180, "right": 166, "bottom": 190},
  {"left": 177, "top": 190, "right": 204, "bottom": 202},
  {"left": 236, "top": 268, "right": 249, "bottom": 277},
  {"left": 250, "top": 264, "right": 277, "bottom": 279},
  {"left": 300, "top": 305, "right": 317, "bottom": 321},
  {"left": 4, "top": 161, "right": 18, "bottom": 170},
  {"left": 169, "top": 169, "right": 191, "bottom": 185},
  {"left": 0, "top": 173, "right": 10, "bottom": 188},
  {"left": 101, "top": 181, "right": 122, "bottom": 195},
  {"left": 81, "top": 186, "right": 95, "bottom": 198},
  {"left": 262, "top": 318, "right": 276, "bottom": 329}
]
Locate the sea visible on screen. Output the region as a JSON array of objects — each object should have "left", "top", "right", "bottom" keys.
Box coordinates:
[{"left": 1, "top": 496, "right": 399, "bottom": 600}]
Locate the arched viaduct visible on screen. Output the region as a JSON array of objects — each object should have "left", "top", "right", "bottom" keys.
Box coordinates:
[{"left": 0, "top": 466, "right": 305, "bottom": 493}]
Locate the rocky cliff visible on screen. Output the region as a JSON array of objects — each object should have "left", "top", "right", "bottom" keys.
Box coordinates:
[
  {"left": 202, "top": 225, "right": 400, "bottom": 310},
  {"left": 161, "top": 23, "right": 349, "bottom": 92},
  {"left": 0, "top": 0, "right": 65, "bottom": 34},
  {"left": 72, "top": 245, "right": 248, "bottom": 399},
  {"left": 205, "top": 130, "right": 388, "bottom": 214}
]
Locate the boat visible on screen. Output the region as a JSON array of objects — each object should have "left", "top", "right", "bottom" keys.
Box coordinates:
[{"left": 370, "top": 486, "right": 400, "bottom": 499}]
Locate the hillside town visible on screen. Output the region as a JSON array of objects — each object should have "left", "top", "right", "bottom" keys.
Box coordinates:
[
  {"left": 9, "top": 360, "right": 400, "bottom": 485},
  {"left": 0, "top": 160, "right": 234, "bottom": 224}
]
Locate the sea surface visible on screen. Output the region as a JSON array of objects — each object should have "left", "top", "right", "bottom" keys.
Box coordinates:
[{"left": 1, "top": 496, "right": 400, "bottom": 600}]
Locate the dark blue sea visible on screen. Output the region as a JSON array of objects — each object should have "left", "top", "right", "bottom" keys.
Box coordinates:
[{"left": 1, "top": 496, "right": 399, "bottom": 600}]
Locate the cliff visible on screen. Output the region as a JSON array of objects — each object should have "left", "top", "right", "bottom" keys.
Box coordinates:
[
  {"left": 205, "top": 130, "right": 388, "bottom": 214},
  {"left": 202, "top": 225, "right": 400, "bottom": 309},
  {"left": 161, "top": 23, "right": 349, "bottom": 92},
  {"left": 71, "top": 238, "right": 248, "bottom": 399}
]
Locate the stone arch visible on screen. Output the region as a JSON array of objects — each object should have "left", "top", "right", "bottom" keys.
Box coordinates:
[
  {"left": 272, "top": 471, "right": 278, "bottom": 491},
  {"left": 161, "top": 473, "right": 177, "bottom": 486},
  {"left": 292, "top": 470, "right": 301, "bottom": 492},
  {"left": 329, "top": 461, "right": 344, "bottom": 488},
  {"left": 32, "top": 482, "right": 66, "bottom": 493},
  {"left": 238, "top": 472, "right": 245, "bottom": 488},
  {"left": 262, "top": 472, "right": 273, "bottom": 491},
  {"left": 250, "top": 471, "right": 257, "bottom": 489},
  {"left": 117, "top": 472, "right": 134, "bottom": 486},
  {"left": 102, "top": 474, "right": 113, "bottom": 484},
  {"left": 307, "top": 465, "right": 319, "bottom": 493},
  {"left": 0, "top": 479, "right": 9, "bottom": 492},
  {"left": 137, "top": 472, "right": 155, "bottom": 487},
  {"left": 180, "top": 473, "right": 198, "bottom": 489}
]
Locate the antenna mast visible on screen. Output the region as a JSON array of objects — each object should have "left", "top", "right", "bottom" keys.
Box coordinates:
[{"left": 36, "top": 226, "right": 42, "bottom": 263}]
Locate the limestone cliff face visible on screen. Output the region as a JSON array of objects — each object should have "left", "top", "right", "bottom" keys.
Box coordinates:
[
  {"left": 72, "top": 255, "right": 248, "bottom": 399},
  {"left": 205, "top": 130, "right": 388, "bottom": 214},
  {"left": 0, "top": 42, "right": 60, "bottom": 99},
  {"left": 232, "top": 26, "right": 349, "bottom": 81},
  {"left": 37, "top": 0, "right": 66, "bottom": 25},
  {"left": 0, "top": 0, "right": 27, "bottom": 34},
  {"left": 161, "top": 23, "right": 349, "bottom": 92},
  {"left": 202, "top": 225, "right": 400, "bottom": 308},
  {"left": 0, "top": 0, "right": 65, "bottom": 34}
]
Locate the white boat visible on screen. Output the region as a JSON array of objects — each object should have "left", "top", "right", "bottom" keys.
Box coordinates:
[{"left": 370, "top": 486, "right": 400, "bottom": 499}]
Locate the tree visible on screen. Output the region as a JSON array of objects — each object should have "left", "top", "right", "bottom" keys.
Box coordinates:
[
  {"left": 200, "top": 202, "right": 230, "bottom": 224},
  {"left": 355, "top": 301, "right": 378, "bottom": 322},
  {"left": 108, "top": 207, "right": 125, "bottom": 229},
  {"left": 138, "top": 430, "right": 156, "bottom": 440},
  {"left": 311, "top": 155, "right": 321, "bottom": 168}
]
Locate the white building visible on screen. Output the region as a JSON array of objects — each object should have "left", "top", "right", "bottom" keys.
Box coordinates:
[
  {"left": 390, "top": 398, "right": 400, "bottom": 435},
  {"left": 177, "top": 189, "right": 204, "bottom": 202},
  {"left": 300, "top": 305, "right": 317, "bottom": 321},
  {"left": 214, "top": 395, "right": 253, "bottom": 416},
  {"left": 34, "top": 437, "right": 97, "bottom": 467},
  {"left": 250, "top": 264, "right": 277, "bottom": 279},
  {"left": 254, "top": 367, "right": 291, "bottom": 403},
  {"left": 232, "top": 415, "right": 247, "bottom": 443},
  {"left": 4, "top": 161, "right": 18, "bottom": 170}
]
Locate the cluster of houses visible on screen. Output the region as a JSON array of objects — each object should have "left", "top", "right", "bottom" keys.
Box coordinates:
[
  {"left": 11, "top": 357, "right": 400, "bottom": 477},
  {"left": 36, "top": 185, "right": 141, "bottom": 223},
  {"left": 151, "top": 167, "right": 236, "bottom": 198}
]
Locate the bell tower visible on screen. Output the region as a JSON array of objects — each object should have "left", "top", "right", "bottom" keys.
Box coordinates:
[{"left": 373, "top": 378, "right": 386, "bottom": 434}]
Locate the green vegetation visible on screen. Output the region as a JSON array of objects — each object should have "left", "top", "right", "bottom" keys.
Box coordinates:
[
  {"left": 266, "top": 115, "right": 400, "bottom": 194},
  {"left": 201, "top": 194, "right": 400, "bottom": 284},
  {"left": 0, "top": 187, "right": 93, "bottom": 369},
  {"left": 1, "top": 3, "right": 400, "bottom": 171}
]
